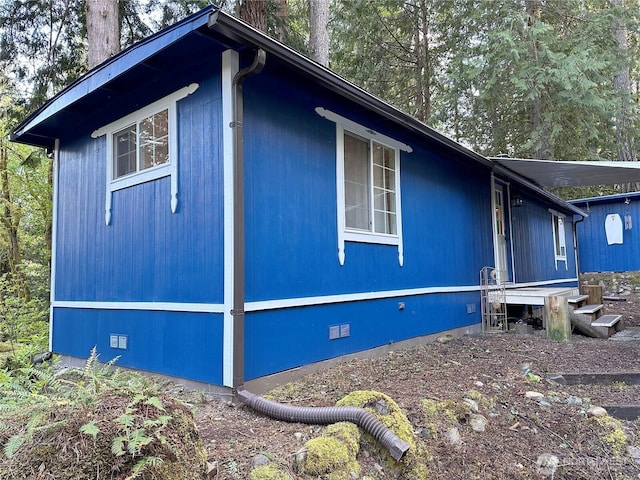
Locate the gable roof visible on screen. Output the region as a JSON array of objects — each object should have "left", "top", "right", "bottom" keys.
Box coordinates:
[{"left": 10, "top": 6, "right": 584, "bottom": 217}]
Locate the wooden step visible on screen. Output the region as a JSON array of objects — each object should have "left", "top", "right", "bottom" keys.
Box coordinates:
[
  {"left": 573, "top": 304, "right": 604, "bottom": 323},
  {"left": 573, "top": 304, "right": 603, "bottom": 315},
  {"left": 592, "top": 314, "right": 623, "bottom": 338},
  {"left": 567, "top": 294, "right": 589, "bottom": 305}
]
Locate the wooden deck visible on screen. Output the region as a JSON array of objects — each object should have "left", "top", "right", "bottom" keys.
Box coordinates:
[{"left": 503, "top": 286, "right": 580, "bottom": 306}]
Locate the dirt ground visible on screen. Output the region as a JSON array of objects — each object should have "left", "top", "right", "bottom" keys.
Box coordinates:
[{"left": 184, "top": 274, "right": 640, "bottom": 480}]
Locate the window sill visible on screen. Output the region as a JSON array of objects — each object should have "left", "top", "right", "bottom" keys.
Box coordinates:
[
  {"left": 344, "top": 230, "right": 400, "bottom": 246},
  {"left": 110, "top": 164, "right": 172, "bottom": 192}
]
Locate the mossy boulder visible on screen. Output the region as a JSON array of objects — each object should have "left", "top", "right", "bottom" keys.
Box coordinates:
[
  {"left": 336, "top": 390, "right": 429, "bottom": 480},
  {"left": 303, "top": 436, "right": 359, "bottom": 480},
  {"left": 0, "top": 391, "right": 208, "bottom": 479},
  {"left": 249, "top": 463, "right": 291, "bottom": 480},
  {"left": 422, "top": 398, "right": 472, "bottom": 439},
  {"left": 592, "top": 415, "right": 629, "bottom": 457}
]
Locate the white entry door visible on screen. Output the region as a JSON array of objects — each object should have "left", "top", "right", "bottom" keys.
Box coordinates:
[{"left": 493, "top": 184, "right": 508, "bottom": 284}]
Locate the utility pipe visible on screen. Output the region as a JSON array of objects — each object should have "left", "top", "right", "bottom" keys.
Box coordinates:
[{"left": 237, "top": 390, "right": 411, "bottom": 461}]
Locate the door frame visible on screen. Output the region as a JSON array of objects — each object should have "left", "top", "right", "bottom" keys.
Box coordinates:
[{"left": 491, "top": 175, "right": 512, "bottom": 284}]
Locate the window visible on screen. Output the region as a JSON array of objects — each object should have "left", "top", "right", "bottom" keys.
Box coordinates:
[
  {"left": 344, "top": 132, "right": 397, "bottom": 235},
  {"left": 316, "top": 107, "right": 412, "bottom": 266},
  {"left": 551, "top": 211, "right": 567, "bottom": 269},
  {"left": 92, "top": 84, "right": 198, "bottom": 225},
  {"left": 113, "top": 109, "right": 169, "bottom": 179}
]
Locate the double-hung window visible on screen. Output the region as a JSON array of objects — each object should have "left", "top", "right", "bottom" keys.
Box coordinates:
[
  {"left": 92, "top": 83, "right": 198, "bottom": 225},
  {"left": 316, "top": 107, "right": 411, "bottom": 266},
  {"left": 550, "top": 210, "right": 567, "bottom": 269}
]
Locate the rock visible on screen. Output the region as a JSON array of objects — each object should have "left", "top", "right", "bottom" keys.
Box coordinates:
[
  {"left": 206, "top": 461, "right": 218, "bottom": 478},
  {"left": 536, "top": 399, "right": 552, "bottom": 408},
  {"left": 587, "top": 406, "right": 608, "bottom": 417},
  {"left": 565, "top": 395, "right": 583, "bottom": 406},
  {"left": 294, "top": 447, "right": 307, "bottom": 469},
  {"left": 628, "top": 446, "right": 640, "bottom": 464},
  {"left": 473, "top": 381, "right": 484, "bottom": 387},
  {"left": 525, "top": 391, "right": 545, "bottom": 399},
  {"left": 419, "top": 428, "right": 433, "bottom": 440},
  {"left": 294, "top": 432, "right": 304, "bottom": 443},
  {"left": 437, "top": 334, "right": 453, "bottom": 344},
  {"left": 463, "top": 398, "right": 479, "bottom": 413},
  {"left": 536, "top": 453, "right": 559, "bottom": 478},
  {"left": 469, "top": 414, "right": 487, "bottom": 432},
  {"left": 445, "top": 427, "right": 462, "bottom": 445},
  {"left": 252, "top": 453, "right": 270, "bottom": 467},
  {"left": 374, "top": 399, "right": 389, "bottom": 415}
]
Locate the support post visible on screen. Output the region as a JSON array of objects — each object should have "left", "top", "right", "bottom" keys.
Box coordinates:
[{"left": 545, "top": 295, "right": 571, "bottom": 341}]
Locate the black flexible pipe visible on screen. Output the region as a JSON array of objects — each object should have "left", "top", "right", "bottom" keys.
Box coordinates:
[{"left": 237, "top": 390, "right": 410, "bottom": 461}]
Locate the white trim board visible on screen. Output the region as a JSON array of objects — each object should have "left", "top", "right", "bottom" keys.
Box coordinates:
[
  {"left": 51, "top": 278, "right": 578, "bottom": 315},
  {"left": 49, "top": 139, "right": 60, "bottom": 352},
  {"left": 222, "top": 49, "right": 239, "bottom": 387}
]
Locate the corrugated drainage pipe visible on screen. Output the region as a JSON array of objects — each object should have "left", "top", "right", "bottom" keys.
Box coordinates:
[{"left": 237, "top": 390, "right": 410, "bottom": 461}]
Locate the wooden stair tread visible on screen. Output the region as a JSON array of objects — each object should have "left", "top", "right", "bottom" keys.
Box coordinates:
[
  {"left": 574, "top": 304, "right": 603, "bottom": 315},
  {"left": 567, "top": 294, "right": 590, "bottom": 304},
  {"left": 592, "top": 315, "right": 622, "bottom": 328}
]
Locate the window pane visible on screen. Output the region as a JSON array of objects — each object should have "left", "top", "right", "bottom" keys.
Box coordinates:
[
  {"left": 372, "top": 143, "right": 397, "bottom": 234},
  {"left": 139, "top": 109, "right": 169, "bottom": 170},
  {"left": 344, "top": 132, "right": 370, "bottom": 231},
  {"left": 114, "top": 126, "right": 137, "bottom": 178}
]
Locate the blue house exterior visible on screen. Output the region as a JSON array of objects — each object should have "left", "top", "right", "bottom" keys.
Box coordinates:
[
  {"left": 570, "top": 192, "right": 640, "bottom": 273},
  {"left": 11, "top": 8, "right": 584, "bottom": 391}
]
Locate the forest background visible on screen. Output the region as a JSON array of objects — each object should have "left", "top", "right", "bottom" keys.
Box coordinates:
[{"left": 1, "top": 0, "right": 640, "bottom": 364}]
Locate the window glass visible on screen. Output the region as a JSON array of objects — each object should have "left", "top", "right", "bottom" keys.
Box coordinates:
[
  {"left": 140, "top": 109, "right": 169, "bottom": 170},
  {"left": 114, "top": 125, "right": 137, "bottom": 178},
  {"left": 554, "top": 215, "right": 566, "bottom": 257},
  {"left": 372, "top": 142, "right": 396, "bottom": 234},
  {"left": 344, "top": 132, "right": 370, "bottom": 231}
]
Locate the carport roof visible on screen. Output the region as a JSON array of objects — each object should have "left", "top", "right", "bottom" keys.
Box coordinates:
[{"left": 491, "top": 157, "right": 640, "bottom": 188}]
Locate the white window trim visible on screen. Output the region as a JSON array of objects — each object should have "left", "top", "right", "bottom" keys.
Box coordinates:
[
  {"left": 549, "top": 209, "right": 568, "bottom": 270},
  {"left": 92, "top": 83, "right": 199, "bottom": 225},
  {"left": 316, "top": 107, "right": 411, "bottom": 266}
]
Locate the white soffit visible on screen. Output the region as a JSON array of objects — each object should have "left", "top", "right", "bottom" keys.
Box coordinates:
[{"left": 491, "top": 157, "right": 640, "bottom": 187}]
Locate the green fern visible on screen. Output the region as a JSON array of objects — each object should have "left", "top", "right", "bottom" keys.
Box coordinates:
[
  {"left": 4, "top": 433, "right": 25, "bottom": 458},
  {"left": 126, "top": 456, "right": 164, "bottom": 480},
  {"left": 79, "top": 420, "right": 100, "bottom": 439}
]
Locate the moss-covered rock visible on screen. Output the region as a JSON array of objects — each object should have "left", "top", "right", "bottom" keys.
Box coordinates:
[
  {"left": 249, "top": 463, "right": 291, "bottom": 480},
  {"left": 592, "top": 415, "right": 629, "bottom": 457},
  {"left": 422, "top": 398, "right": 471, "bottom": 439},
  {"left": 336, "top": 390, "right": 429, "bottom": 480},
  {"left": 304, "top": 436, "right": 357, "bottom": 479},
  {"left": 1, "top": 391, "right": 208, "bottom": 479}
]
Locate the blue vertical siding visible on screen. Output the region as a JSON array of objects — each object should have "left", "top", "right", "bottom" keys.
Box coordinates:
[
  {"left": 510, "top": 192, "right": 577, "bottom": 282},
  {"left": 572, "top": 194, "right": 640, "bottom": 272},
  {"left": 244, "top": 291, "right": 480, "bottom": 380},
  {"left": 242, "top": 73, "right": 495, "bottom": 302},
  {"left": 54, "top": 75, "right": 224, "bottom": 303},
  {"left": 52, "top": 308, "right": 224, "bottom": 384}
]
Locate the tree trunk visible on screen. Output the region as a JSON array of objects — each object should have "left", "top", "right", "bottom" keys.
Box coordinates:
[
  {"left": 414, "top": 0, "right": 431, "bottom": 122},
  {"left": 86, "top": 0, "right": 120, "bottom": 68},
  {"left": 275, "top": 0, "right": 288, "bottom": 42},
  {"left": 526, "top": 0, "right": 552, "bottom": 159},
  {"left": 0, "top": 140, "right": 30, "bottom": 301},
  {"left": 239, "top": 0, "right": 268, "bottom": 32},
  {"left": 611, "top": 0, "right": 637, "bottom": 192},
  {"left": 309, "top": 0, "right": 329, "bottom": 66}
]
